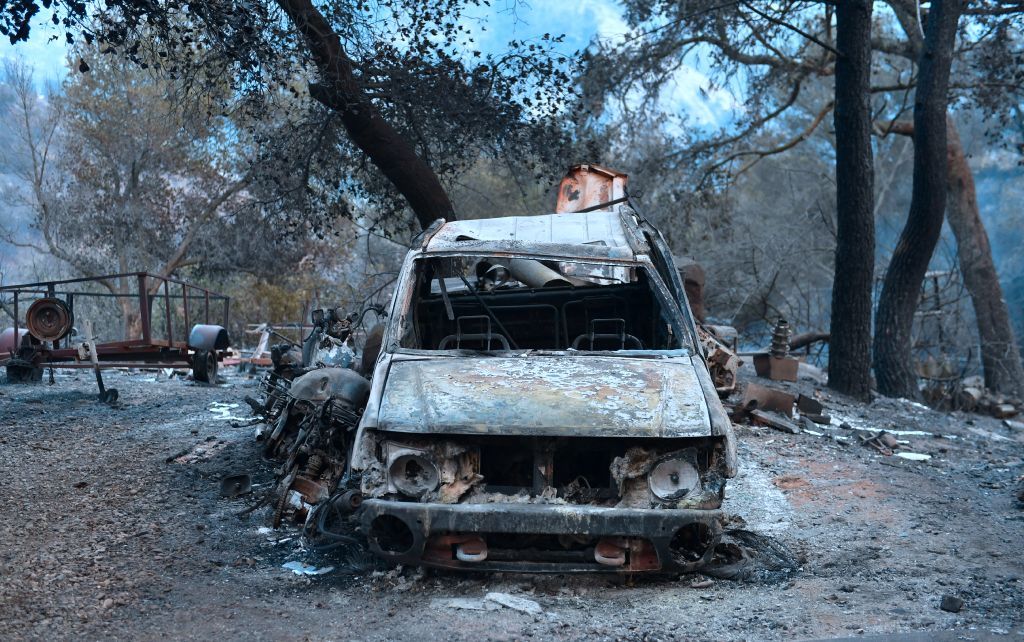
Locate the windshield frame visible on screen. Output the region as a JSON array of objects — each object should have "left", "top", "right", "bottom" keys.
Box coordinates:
[{"left": 385, "top": 249, "right": 697, "bottom": 357}]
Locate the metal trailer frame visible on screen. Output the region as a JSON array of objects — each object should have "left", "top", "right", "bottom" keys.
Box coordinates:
[{"left": 0, "top": 272, "right": 230, "bottom": 374}]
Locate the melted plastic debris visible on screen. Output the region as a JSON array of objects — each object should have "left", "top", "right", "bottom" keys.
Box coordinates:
[
  {"left": 895, "top": 452, "right": 932, "bottom": 462},
  {"left": 282, "top": 561, "right": 334, "bottom": 575},
  {"left": 208, "top": 402, "right": 249, "bottom": 422}
]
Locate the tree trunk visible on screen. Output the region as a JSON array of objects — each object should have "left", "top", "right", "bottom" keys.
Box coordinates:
[
  {"left": 118, "top": 295, "right": 142, "bottom": 341},
  {"left": 276, "top": 0, "right": 455, "bottom": 229},
  {"left": 873, "top": 0, "right": 963, "bottom": 399},
  {"left": 945, "top": 119, "right": 1024, "bottom": 396},
  {"left": 828, "top": 0, "right": 875, "bottom": 401}
]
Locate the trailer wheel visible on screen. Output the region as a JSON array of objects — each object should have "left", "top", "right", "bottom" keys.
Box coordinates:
[{"left": 192, "top": 349, "right": 218, "bottom": 384}]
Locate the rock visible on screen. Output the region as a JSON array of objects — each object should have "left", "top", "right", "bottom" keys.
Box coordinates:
[
  {"left": 939, "top": 594, "right": 964, "bottom": 613},
  {"left": 484, "top": 592, "right": 543, "bottom": 615},
  {"left": 437, "top": 597, "right": 500, "bottom": 611}
]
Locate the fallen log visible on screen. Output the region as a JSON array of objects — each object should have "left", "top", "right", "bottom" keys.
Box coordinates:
[{"left": 789, "top": 331, "right": 830, "bottom": 351}]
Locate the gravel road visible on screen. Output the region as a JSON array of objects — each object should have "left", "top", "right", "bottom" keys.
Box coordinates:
[{"left": 1, "top": 366, "right": 1021, "bottom": 641}]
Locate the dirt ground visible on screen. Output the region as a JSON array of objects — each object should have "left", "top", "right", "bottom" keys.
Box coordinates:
[{"left": 1, "top": 364, "right": 1022, "bottom": 641}]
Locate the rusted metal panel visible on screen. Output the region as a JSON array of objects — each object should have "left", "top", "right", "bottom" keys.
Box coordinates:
[
  {"left": 0, "top": 328, "right": 28, "bottom": 355},
  {"left": 752, "top": 353, "right": 799, "bottom": 382},
  {"left": 555, "top": 164, "right": 628, "bottom": 214},
  {"left": 742, "top": 382, "right": 796, "bottom": 416},
  {"left": 375, "top": 355, "right": 712, "bottom": 438}
]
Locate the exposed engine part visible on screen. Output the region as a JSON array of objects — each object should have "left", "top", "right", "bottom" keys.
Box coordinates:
[
  {"left": 270, "top": 344, "right": 304, "bottom": 378},
  {"left": 252, "top": 365, "right": 370, "bottom": 528},
  {"left": 289, "top": 367, "right": 370, "bottom": 406}
]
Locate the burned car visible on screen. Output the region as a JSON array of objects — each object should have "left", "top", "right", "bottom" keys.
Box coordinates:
[{"left": 350, "top": 193, "right": 737, "bottom": 572}]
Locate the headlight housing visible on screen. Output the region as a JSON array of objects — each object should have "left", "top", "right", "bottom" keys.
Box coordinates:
[
  {"left": 384, "top": 443, "right": 441, "bottom": 498},
  {"left": 648, "top": 455, "right": 701, "bottom": 502}
]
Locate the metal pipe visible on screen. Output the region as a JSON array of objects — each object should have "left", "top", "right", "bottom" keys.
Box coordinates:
[
  {"left": 507, "top": 258, "right": 573, "bottom": 288},
  {"left": 182, "top": 282, "right": 190, "bottom": 335},
  {"left": 163, "top": 279, "right": 173, "bottom": 344},
  {"left": 138, "top": 274, "right": 151, "bottom": 343}
]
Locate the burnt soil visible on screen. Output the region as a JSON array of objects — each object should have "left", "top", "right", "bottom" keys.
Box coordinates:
[{"left": 0, "top": 365, "right": 1022, "bottom": 641}]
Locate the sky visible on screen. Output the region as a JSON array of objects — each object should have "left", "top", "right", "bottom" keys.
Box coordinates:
[{"left": 0, "top": 0, "right": 731, "bottom": 127}]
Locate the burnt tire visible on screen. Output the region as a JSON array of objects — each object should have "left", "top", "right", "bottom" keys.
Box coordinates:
[{"left": 192, "top": 349, "right": 218, "bottom": 384}]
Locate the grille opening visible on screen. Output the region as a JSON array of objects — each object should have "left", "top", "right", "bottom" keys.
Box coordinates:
[
  {"left": 486, "top": 532, "right": 593, "bottom": 551},
  {"left": 480, "top": 442, "right": 533, "bottom": 489},
  {"left": 484, "top": 533, "right": 596, "bottom": 563},
  {"left": 553, "top": 444, "right": 616, "bottom": 494},
  {"left": 369, "top": 515, "right": 415, "bottom": 554},
  {"left": 669, "top": 523, "right": 713, "bottom": 562}
]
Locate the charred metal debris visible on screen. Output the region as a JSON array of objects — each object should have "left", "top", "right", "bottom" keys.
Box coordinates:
[{"left": 244, "top": 165, "right": 743, "bottom": 574}]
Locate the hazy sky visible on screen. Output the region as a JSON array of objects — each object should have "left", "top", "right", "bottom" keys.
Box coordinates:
[{"left": 0, "top": 0, "right": 730, "bottom": 126}]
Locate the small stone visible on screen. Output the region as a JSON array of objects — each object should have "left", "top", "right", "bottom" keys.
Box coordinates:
[
  {"left": 939, "top": 594, "right": 963, "bottom": 613},
  {"left": 101, "top": 598, "right": 114, "bottom": 610}
]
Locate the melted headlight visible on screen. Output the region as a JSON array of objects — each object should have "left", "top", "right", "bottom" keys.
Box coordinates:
[
  {"left": 649, "top": 457, "right": 701, "bottom": 501},
  {"left": 388, "top": 453, "right": 440, "bottom": 497}
]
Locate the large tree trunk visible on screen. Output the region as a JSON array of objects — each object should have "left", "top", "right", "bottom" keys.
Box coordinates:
[
  {"left": 828, "top": 0, "right": 875, "bottom": 401},
  {"left": 946, "top": 120, "right": 1024, "bottom": 396},
  {"left": 873, "top": 0, "right": 964, "bottom": 399},
  {"left": 276, "top": 0, "right": 454, "bottom": 229}
]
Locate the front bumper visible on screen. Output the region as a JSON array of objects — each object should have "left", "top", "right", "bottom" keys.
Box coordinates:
[{"left": 360, "top": 499, "right": 724, "bottom": 573}]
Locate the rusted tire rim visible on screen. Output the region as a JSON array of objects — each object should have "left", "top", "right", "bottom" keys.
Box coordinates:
[{"left": 26, "top": 298, "right": 73, "bottom": 342}]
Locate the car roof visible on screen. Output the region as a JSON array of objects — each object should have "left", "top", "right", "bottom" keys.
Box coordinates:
[{"left": 423, "top": 210, "right": 647, "bottom": 260}]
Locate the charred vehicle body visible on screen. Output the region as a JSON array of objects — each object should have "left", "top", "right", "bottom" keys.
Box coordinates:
[
  {"left": 254, "top": 165, "right": 738, "bottom": 573},
  {"left": 356, "top": 177, "right": 737, "bottom": 572}
]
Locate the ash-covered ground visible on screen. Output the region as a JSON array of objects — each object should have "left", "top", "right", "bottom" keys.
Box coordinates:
[{"left": 0, "top": 365, "right": 1022, "bottom": 641}]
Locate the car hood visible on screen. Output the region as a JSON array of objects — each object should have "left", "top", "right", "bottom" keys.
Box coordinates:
[{"left": 375, "top": 355, "right": 712, "bottom": 438}]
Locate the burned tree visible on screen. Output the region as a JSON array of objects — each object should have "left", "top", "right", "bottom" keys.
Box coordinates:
[
  {"left": 829, "top": 0, "right": 875, "bottom": 401},
  {"left": 585, "top": 1, "right": 1024, "bottom": 398},
  {"left": 873, "top": 1, "right": 964, "bottom": 399},
  {"left": 0, "top": 0, "right": 573, "bottom": 232},
  {"left": 0, "top": 56, "right": 260, "bottom": 337}
]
